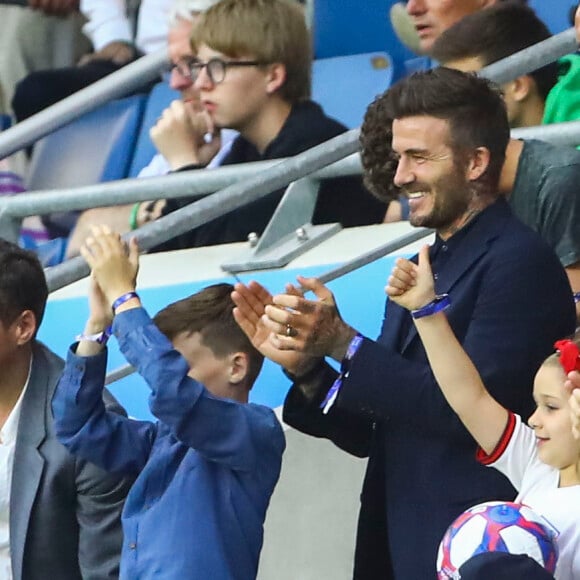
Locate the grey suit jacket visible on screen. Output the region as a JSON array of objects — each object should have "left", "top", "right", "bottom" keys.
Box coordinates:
[{"left": 11, "top": 341, "right": 131, "bottom": 579}]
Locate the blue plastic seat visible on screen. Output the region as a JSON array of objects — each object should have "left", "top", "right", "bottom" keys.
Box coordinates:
[
  {"left": 312, "top": 52, "right": 395, "bottom": 129},
  {"left": 127, "top": 81, "right": 179, "bottom": 177},
  {"left": 26, "top": 94, "right": 146, "bottom": 191}
]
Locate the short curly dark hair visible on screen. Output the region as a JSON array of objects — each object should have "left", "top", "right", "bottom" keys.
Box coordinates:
[{"left": 360, "top": 68, "right": 509, "bottom": 203}]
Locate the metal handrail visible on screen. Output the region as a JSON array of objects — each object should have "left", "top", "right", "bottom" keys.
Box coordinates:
[
  {"left": 46, "top": 129, "right": 361, "bottom": 291},
  {"left": 32, "top": 25, "right": 578, "bottom": 385},
  {"left": 480, "top": 28, "right": 578, "bottom": 84},
  {"left": 3, "top": 114, "right": 580, "bottom": 239},
  {"left": 0, "top": 25, "right": 575, "bottom": 289},
  {"left": 0, "top": 26, "right": 574, "bottom": 164},
  {"left": 0, "top": 155, "right": 361, "bottom": 219}
]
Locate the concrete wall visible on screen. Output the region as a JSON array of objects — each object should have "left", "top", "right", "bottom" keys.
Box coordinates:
[{"left": 258, "top": 426, "right": 366, "bottom": 580}]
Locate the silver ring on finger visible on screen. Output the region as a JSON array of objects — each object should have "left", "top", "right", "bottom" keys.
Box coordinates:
[{"left": 285, "top": 324, "right": 297, "bottom": 338}]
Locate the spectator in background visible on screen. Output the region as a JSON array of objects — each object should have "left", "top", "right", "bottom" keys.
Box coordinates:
[
  {"left": 430, "top": 3, "right": 557, "bottom": 129},
  {"left": 0, "top": 240, "right": 130, "bottom": 579},
  {"left": 12, "top": 0, "right": 171, "bottom": 123},
  {"left": 231, "top": 68, "right": 576, "bottom": 579},
  {"left": 67, "top": 0, "right": 386, "bottom": 257},
  {"left": 137, "top": 0, "right": 386, "bottom": 253},
  {"left": 398, "top": 0, "right": 527, "bottom": 56},
  {"left": 65, "top": 0, "right": 232, "bottom": 257},
  {"left": 53, "top": 227, "right": 285, "bottom": 579},
  {"left": 0, "top": 0, "right": 88, "bottom": 117}
]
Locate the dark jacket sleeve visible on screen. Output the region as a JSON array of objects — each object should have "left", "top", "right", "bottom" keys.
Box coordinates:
[
  {"left": 74, "top": 456, "right": 131, "bottom": 579},
  {"left": 282, "top": 362, "right": 375, "bottom": 458}
]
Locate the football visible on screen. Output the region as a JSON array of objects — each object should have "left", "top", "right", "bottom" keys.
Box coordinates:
[{"left": 436, "top": 501, "right": 559, "bottom": 579}]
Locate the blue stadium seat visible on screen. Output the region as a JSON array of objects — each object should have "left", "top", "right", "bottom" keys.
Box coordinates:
[
  {"left": 127, "top": 81, "right": 179, "bottom": 177},
  {"left": 530, "top": 0, "right": 576, "bottom": 35},
  {"left": 26, "top": 94, "right": 146, "bottom": 191},
  {"left": 0, "top": 114, "right": 11, "bottom": 131},
  {"left": 312, "top": 52, "right": 395, "bottom": 129},
  {"left": 313, "top": 0, "right": 414, "bottom": 75}
]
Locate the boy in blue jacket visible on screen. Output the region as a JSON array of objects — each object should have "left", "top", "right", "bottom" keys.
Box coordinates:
[{"left": 52, "top": 226, "right": 285, "bottom": 580}]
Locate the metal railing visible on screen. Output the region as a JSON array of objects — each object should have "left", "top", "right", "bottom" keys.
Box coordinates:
[
  {"left": 45, "top": 129, "right": 362, "bottom": 291},
  {"left": 0, "top": 25, "right": 575, "bottom": 290},
  {"left": 15, "top": 24, "right": 573, "bottom": 384}
]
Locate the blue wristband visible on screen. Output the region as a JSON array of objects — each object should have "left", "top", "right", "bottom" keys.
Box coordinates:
[
  {"left": 76, "top": 325, "right": 112, "bottom": 345},
  {"left": 574, "top": 292, "right": 580, "bottom": 304},
  {"left": 112, "top": 291, "right": 139, "bottom": 312},
  {"left": 411, "top": 294, "right": 450, "bottom": 319},
  {"left": 320, "top": 333, "right": 364, "bottom": 414}
]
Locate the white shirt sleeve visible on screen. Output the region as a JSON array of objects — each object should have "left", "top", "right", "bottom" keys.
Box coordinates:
[
  {"left": 80, "top": 0, "right": 132, "bottom": 51},
  {"left": 134, "top": 0, "right": 170, "bottom": 54},
  {"left": 478, "top": 412, "right": 539, "bottom": 492}
]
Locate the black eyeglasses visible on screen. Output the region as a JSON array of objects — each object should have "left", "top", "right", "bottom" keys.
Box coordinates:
[{"left": 173, "top": 57, "right": 268, "bottom": 85}]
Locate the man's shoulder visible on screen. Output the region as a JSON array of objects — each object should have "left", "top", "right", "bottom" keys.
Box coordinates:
[
  {"left": 520, "top": 139, "right": 580, "bottom": 172},
  {"left": 471, "top": 199, "right": 562, "bottom": 263}
]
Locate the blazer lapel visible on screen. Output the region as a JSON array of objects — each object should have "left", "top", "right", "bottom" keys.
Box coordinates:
[
  {"left": 10, "top": 346, "right": 49, "bottom": 580},
  {"left": 400, "top": 199, "right": 510, "bottom": 353}
]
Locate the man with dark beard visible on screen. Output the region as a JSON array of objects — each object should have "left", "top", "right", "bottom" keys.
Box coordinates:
[{"left": 231, "top": 68, "right": 576, "bottom": 579}]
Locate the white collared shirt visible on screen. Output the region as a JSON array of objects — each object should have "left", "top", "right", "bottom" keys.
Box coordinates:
[{"left": 0, "top": 362, "right": 32, "bottom": 580}]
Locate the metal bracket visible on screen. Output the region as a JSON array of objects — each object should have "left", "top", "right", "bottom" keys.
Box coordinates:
[{"left": 221, "top": 177, "right": 341, "bottom": 273}]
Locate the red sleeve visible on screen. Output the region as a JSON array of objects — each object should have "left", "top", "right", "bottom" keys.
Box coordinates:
[{"left": 475, "top": 411, "right": 517, "bottom": 465}]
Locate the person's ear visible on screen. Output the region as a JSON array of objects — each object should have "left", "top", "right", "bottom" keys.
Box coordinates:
[
  {"left": 229, "top": 352, "right": 249, "bottom": 385},
  {"left": 13, "top": 310, "right": 37, "bottom": 346},
  {"left": 466, "top": 147, "right": 491, "bottom": 183},
  {"left": 265, "top": 63, "right": 286, "bottom": 95},
  {"left": 506, "top": 75, "right": 534, "bottom": 103}
]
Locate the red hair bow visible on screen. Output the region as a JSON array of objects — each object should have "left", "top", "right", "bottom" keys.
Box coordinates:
[{"left": 554, "top": 339, "right": 580, "bottom": 374}]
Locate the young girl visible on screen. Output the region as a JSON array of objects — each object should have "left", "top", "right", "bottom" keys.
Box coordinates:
[{"left": 386, "top": 245, "right": 580, "bottom": 580}]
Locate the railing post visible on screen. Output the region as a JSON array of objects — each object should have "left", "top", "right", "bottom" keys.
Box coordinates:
[{"left": 0, "top": 209, "right": 22, "bottom": 244}]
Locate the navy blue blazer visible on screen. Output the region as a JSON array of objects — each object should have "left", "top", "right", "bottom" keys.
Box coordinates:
[{"left": 283, "top": 198, "right": 576, "bottom": 580}]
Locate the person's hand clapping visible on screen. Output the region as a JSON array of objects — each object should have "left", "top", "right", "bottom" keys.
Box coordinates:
[
  {"left": 80, "top": 225, "right": 139, "bottom": 307},
  {"left": 232, "top": 280, "right": 321, "bottom": 376}
]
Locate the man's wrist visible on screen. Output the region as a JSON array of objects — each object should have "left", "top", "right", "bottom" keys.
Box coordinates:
[
  {"left": 329, "top": 326, "right": 358, "bottom": 361},
  {"left": 282, "top": 357, "right": 325, "bottom": 381}
]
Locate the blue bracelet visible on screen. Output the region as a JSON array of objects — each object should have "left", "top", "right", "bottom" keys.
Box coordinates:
[
  {"left": 574, "top": 292, "right": 580, "bottom": 304},
  {"left": 112, "top": 291, "right": 139, "bottom": 312},
  {"left": 320, "top": 333, "right": 364, "bottom": 414},
  {"left": 75, "top": 325, "right": 112, "bottom": 345},
  {"left": 411, "top": 294, "right": 450, "bottom": 319}
]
